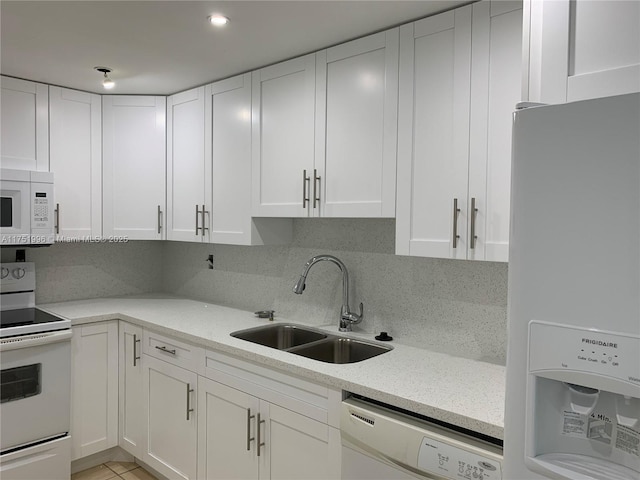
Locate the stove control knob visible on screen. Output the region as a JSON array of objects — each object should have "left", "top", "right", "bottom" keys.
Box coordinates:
[
  {"left": 12, "top": 267, "right": 26, "bottom": 279},
  {"left": 1, "top": 267, "right": 9, "bottom": 279}
]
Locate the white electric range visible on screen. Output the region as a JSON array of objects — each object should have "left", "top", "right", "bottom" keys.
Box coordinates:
[{"left": 0, "top": 262, "right": 72, "bottom": 480}]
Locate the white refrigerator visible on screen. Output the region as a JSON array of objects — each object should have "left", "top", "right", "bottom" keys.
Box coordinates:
[{"left": 504, "top": 93, "right": 640, "bottom": 480}]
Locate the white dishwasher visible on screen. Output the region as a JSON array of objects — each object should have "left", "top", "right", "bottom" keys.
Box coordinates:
[{"left": 341, "top": 396, "right": 503, "bottom": 480}]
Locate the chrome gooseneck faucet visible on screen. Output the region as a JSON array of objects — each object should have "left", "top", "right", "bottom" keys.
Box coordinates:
[{"left": 292, "top": 254, "right": 363, "bottom": 332}]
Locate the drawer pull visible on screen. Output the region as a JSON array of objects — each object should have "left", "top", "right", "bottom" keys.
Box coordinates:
[
  {"left": 186, "top": 383, "right": 194, "bottom": 420},
  {"left": 133, "top": 334, "right": 141, "bottom": 366},
  {"left": 155, "top": 345, "right": 176, "bottom": 355},
  {"left": 257, "top": 413, "right": 266, "bottom": 456}
]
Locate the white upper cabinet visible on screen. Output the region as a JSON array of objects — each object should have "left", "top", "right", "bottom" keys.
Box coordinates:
[
  {"left": 396, "top": 6, "right": 473, "bottom": 260},
  {"left": 468, "top": 1, "right": 523, "bottom": 262},
  {"left": 252, "top": 54, "right": 316, "bottom": 217},
  {"left": 166, "top": 87, "right": 207, "bottom": 242},
  {"left": 525, "top": 0, "right": 640, "bottom": 103},
  {"left": 102, "top": 96, "right": 166, "bottom": 240},
  {"left": 315, "top": 29, "right": 399, "bottom": 218},
  {"left": 207, "top": 73, "right": 292, "bottom": 245},
  {"left": 49, "top": 86, "right": 102, "bottom": 239},
  {"left": 0, "top": 76, "right": 49, "bottom": 171},
  {"left": 396, "top": 0, "right": 522, "bottom": 262}
]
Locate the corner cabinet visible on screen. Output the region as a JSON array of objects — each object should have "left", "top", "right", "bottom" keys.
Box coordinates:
[
  {"left": 524, "top": 0, "right": 639, "bottom": 103},
  {"left": 102, "top": 96, "right": 166, "bottom": 240},
  {"left": 396, "top": 1, "right": 522, "bottom": 262},
  {"left": 0, "top": 76, "right": 49, "bottom": 171},
  {"left": 70, "top": 321, "right": 118, "bottom": 460},
  {"left": 49, "top": 86, "right": 102, "bottom": 239}
]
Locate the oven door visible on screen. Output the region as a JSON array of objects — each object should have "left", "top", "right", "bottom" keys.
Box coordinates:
[{"left": 0, "top": 330, "right": 71, "bottom": 452}]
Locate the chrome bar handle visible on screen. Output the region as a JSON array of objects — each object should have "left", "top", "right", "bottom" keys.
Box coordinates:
[
  {"left": 257, "top": 413, "right": 266, "bottom": 456},
  {"left": 155, "top": 345, "right": 176, "bottom": 355},
  {"left": 133, "top": 334, "right": 141, "bottom": 367},
  {"left": 195, "top": 205, "right": 201, "bottom": 235},
  {"left": 470, "top": 197, "right": 478, "bottom": 250},
  {"left": 302, "top": 170, "right": 310, "bottom": 208},
  {"left": 157, "top": 205, "right": 162, "bottom": 234},
  {"left": 313, "top": 169, "right": 321, "bottom": 209},
  {"left": 201, "top": 205, "right": 209, "bottom": 234},
  {"left": 246, "top": 409, "right": 255, "bottom": 451},
  {"left": 186, "top": 383, "right": 194, "bottom": 420},
  {"left": 452, "top": 198, "right": 461, "bottom": 249},
  {"left": 55, "top": 203, "right": 60, "bottom": 234}
]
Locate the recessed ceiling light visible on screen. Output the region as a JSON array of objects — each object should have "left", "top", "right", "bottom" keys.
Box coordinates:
[{"left": 208, "top": 14, "right": 229, "bottom": 27}]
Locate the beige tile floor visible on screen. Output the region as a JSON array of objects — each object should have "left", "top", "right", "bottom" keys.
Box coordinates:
[{"left": 71, "top": 462, "right": 157, "bottom": 480}]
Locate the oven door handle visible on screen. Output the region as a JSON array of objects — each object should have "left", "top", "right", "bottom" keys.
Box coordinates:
[{"left": 0, "top": 330, "right": 72, "bottom": 352}]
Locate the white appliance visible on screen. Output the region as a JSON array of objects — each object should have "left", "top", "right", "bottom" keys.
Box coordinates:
[
  {"left": 0, "top": 262, "right": 71, "bottom": 480},
  {"left": 341, "top": 396, "right": 503, "bottom": 480},
  {"left": 0, "top": 168, "right": 55, "bottom": 245},
  {"left": 505, "top": 93, "right": 640, "bottom": 479}
]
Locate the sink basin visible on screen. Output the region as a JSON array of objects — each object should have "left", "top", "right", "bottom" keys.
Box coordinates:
[
  {"left": 230, "top": 323, "right": 327, "bottom": 350},
  {"left": 289, "top": 337, "right": 391, "bottom": 364}
]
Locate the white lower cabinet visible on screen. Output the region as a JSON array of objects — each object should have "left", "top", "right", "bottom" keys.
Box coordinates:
[
  {"left": 73, "top": 324, "right": 341, "bottom": 479},
  {"left": 70, "top": 321, "right": 118, "bottom": 460},
  {"left": 118, "top": 321, "right": 143, "bottom": 458},
  {"left": 198, "top": 377, "right": 341, "bottom": 480},
  {"left": 142, "top": 354, "right": 198, "bottom": 480}
]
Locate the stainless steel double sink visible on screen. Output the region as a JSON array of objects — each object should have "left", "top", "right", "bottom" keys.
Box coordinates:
[{"left": 230, "top": 323, "right": 391, "bottom": 364}]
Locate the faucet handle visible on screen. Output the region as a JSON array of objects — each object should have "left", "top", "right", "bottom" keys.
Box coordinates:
[
  {"left": 255, "top": 310, "right": 275, "bottom": 321},
  {"left": 356, "top": 302, "right": 364, "bottom": 320}
]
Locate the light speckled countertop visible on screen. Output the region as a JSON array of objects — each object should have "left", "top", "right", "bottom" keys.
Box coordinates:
[{"left": 39, "top": 295, "right": 505, "bottom": 440}]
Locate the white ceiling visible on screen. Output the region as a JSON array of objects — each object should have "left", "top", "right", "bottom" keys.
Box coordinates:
[{"left": 1, "top": 1, "right": 472, "bottom": 95}]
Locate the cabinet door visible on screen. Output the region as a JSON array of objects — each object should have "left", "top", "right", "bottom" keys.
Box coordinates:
[
  {"left": 0, "top": 76, "right": 49, "bottom": 171},
  {"left": 143, "top": 355, "right": 197, "bottom": 480},
  {"left": 468, "top": 1, "right": 523, "bottom": 262},
  {"left": 103, "top": 96, "right": 166, "bottom": 240},
  {"left": 525, "top": 0, "right": 640, "bottom": 103},
  {"left": 316, "top": 29, "right": 399, "bottom": 218},
  {"left": 167, "top": 87, "right": 206, "bottom": 242},
  {"left": 207, "top": 73, "right": 253, "bottom": 244},
  {"left": 252, "top": 54, "right": 316, "bottom": 217},
  {"left": 119, "top": 321, "right": 143, "bottom": 458},
  {"left": 197, "top": 377, "right": 259, "bottom": 480},
  {"left": 70, "top": 321, "right": 118, "bottom": 460},
  {"left": 396, "top": 6, "right": 472, "bottom": 259},
  {"left": 260, "top": 402, "right": 341, "bottom": 480},
  {"left": 49, "top": 86, "right": 102, "bottom": 239}
]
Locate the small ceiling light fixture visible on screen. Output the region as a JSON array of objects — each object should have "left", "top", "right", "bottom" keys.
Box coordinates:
[
  {"left": 94, "top": 66, "right": 115, "bottom": 90},
  {"left": 208, "top": 14, "right": 229, "bottom": 27}
]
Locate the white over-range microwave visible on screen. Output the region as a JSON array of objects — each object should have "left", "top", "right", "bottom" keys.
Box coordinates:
[{"left": 0, "top": 168, "right": 55, "bottom": 246}]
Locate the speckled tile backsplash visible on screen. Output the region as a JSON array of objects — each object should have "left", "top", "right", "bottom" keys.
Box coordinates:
[
  {"left": 1, "top": 220, "right": 508, "bottom": 364},
  {"left": 163, "top": 219, "right": 509, "bottom": 365},
  {"left": 1, "top": 241, "right": 163, "bottom": 304}
]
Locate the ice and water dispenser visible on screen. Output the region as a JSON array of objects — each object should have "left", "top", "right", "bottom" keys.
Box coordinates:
[{"left": 525, "top": 321, "right": 640, "bottom": 479}]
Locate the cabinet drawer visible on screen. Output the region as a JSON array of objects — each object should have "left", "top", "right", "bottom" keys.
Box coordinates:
[{"left": 142, "top": 329, "right": 202, "bottom": 372}]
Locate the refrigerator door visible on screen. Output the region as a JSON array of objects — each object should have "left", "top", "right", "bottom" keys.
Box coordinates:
[{"left": 505, "top": 93, "right": 640, "bottom": 479}]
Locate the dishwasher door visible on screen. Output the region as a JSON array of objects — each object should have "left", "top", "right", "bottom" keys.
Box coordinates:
[{"left": 340, "top": 397, "right": 503, "bottom": 480}]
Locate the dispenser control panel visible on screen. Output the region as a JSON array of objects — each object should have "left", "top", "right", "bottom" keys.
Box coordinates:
[{"left": 529, "top": 321, "right": 640, "bottom": 389}]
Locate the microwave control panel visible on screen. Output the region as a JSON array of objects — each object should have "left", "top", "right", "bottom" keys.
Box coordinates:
[{"left": 33, "top": 192, "right": 50, "bottom": 226}]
